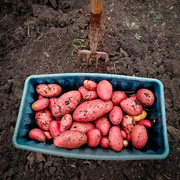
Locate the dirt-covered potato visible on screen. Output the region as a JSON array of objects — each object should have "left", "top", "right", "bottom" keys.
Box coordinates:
[
  {"left": 53, "top": 130, "right": 87, "bottom": 149},
  {"left": 36, "top": 84, "right": 62, "bottom": 97},
  {"left": 52, "top": 90, "right": 81, "bottom": 118}
]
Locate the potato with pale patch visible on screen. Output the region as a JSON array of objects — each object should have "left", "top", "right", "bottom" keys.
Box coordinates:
[
  {"left": 36, "top": 84, "right": 62, "bottom": 97},
  {"left": 53, "top": 130, "right": 87, "bottom": 149},
  {"left": 31, "top": 98, "right": 49, "bottom": 111},
  {"left": 29, "top": 128, "right": 46, "bottom": 142},
  {"left": 83, "top": 80, "right": 97, "bottom": 91}
]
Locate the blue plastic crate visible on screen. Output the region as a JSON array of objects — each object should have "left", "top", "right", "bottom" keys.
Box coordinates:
[{"left": 12, "top": 73, "right": 169, "bottom": 160}]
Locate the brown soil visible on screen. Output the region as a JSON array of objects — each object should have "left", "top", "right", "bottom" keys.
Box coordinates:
[{"left": 0, "top": 0, "right": 180, "bottom": 179}]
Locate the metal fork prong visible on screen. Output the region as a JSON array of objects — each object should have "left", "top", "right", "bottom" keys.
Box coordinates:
[
  {"left": 86, "top": 53, "right": 90, "bottom": 68},
  {"left": 104, "top": 54, "right": 109, "bottom": 69},
  {"left": 96, "top": 54, "right": 100, "bottom": 70}
]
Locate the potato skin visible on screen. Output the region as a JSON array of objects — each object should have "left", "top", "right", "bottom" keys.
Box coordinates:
[
  {"left": 108, "top": 126, "right": 123, "bottom": 152},
  {"left": 121, "top": 115, "right": 136, "bottom": 135},
  {"left": 111, "top": 91, "right": 127, "bottom": 106},
  {"left": 108, "top": 106, "right": 123, "bottom": 125},
  {"left": 60, "top": 114, "right": 73, "bottom": 132},
  {"left": 97, "top": 80, "right": 113, "bottom": 101},
  {"left": 70, "top": 122, "right": 95, "bottom": 134},
  {"left": 100, "top": 136, "right": 110, "bottom": 148},
  {"left": 120, "top": 97, "right": 143, "bottom": 116},
  {"left": 94, "top": 117, "right": 111, "bottom": 136},
  {"left": 78, "top": 86, "right": 98, "bottom": 101},
  {"left": 36, "top": 84, "right": 62, "bottom": 97},
  {"left": 43, "top": 131, "right": 52, "bottom": 140},
  {"left": 48, "top": 97, "right": 58, "bottom": 111},
  {"left": 131, "top": 125, "right": 148, "bottom": 149},
  {"left": 83, "top": 80, "right": 97, "bottom": 91},
  {"left": 53, "top": 130, "right": 87, "bottom": 149},
  {"left": 132, "top": 110, "right": 147, "bottom": 122},
  {"left": 52, "top": 90, "right": 81, "bottom": 118},
  {"left": 31, "top": 98, "right": 49, "bottom": 111},
  {"left": 138, "top": 119, "right": 152, "bottom": 128},
  {"left": 29, "top": 128, "right": 46, "bottom": 142},
  {"left": 35, "top": 109, "right": 53, "bottom": 131},
  {"left": 49, "top": 120, "right": 61, "bottom": 138},
  {"left": 137, "top": 89, "right": 155, "bottom": 107},
  {"left": 87, "top": 129, "right": 101, "bottom": 147},
  {"left": 73, "top": 99, "right": 113, "bottom": 122}
]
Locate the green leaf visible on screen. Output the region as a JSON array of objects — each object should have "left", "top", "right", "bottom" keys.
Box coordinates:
[
  {"left": 177, "top": 147, "right": 180, "bottom": 152},
  {"left": 134, "top": 25, "right": 139, "bottom": 30},
  {"left": 134, "top": 33, "right": 141, "bottom": 40},
  {"left": 149, "top": 8, "right": 155, "bottom": 14},
  {"left": 155, "top": 13, "right": 163, "bottom": 20},
  {"left": 131, "top": 22, "right": 136, "bottom": 29}
]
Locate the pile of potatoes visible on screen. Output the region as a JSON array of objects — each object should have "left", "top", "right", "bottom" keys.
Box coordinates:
[{"left": 29, "top": 79, "right": 155, "bottom": 152}]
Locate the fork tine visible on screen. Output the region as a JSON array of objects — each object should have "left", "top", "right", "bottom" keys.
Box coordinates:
[
  {"left": 86, "top": 53, "right": 90, "bottom": 68},
  {"left": 96, "top": 54, "right": 100, "bottom": 70}
]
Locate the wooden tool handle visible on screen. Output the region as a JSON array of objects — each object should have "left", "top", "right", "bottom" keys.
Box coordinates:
[{"left": 91, "top": 0, "right": 104, "bottom": 14}]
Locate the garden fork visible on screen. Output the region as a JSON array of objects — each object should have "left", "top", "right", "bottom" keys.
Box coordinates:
[{"left": 78, "top": 0, "right": 109, "bottom": 70}]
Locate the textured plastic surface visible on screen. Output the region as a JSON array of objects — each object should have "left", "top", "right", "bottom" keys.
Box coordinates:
[{"left": 13, "top": 73, "right": 169, "bottom": 160}]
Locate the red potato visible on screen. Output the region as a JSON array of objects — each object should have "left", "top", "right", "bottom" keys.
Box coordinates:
[
  {"left": 29, "top": 128, "right": 46, "bottom": 142},
  {"left": 36, "top": 84, "right": 62, "bottom": 98},
  {"left": 131, "top": 125, "right": 148, "bottom": 149},
  {"left": 70, "top": 122, "right": 95, "bottom": 134},
  {"left": 53, "top": 130, "right": 87, "bottom": 149},
  {"left": 120, "top": 96, "right": 143, "bottom": 116},
  {"left": 108, "top": 126, "right": 123, "bottom": 152},
  {"left": 94, "top": 117, "right": 111, "bottom": 136},
  {"left": 108, "top": 106, "right": 123, "bottom": 125},
  {"left": 83, "top": 80, "right": 97, "bottom": 91},
  {"left": 87, "top": 129, "right": 101, "bottom": 147},
  {"left": 97, "top": 80, "right": 113, "bottom": 101},
  {"left": 100, "top": 136, "right": 110, "bottom": 148},
  {"left": 111, "top": 91, "right": 127, "bottom": 106},
  {"left": 137, "top": 89, "right": 155, "bottom": 107},
  {"left": 38, "top": 95, "right": 45, "bottom": 99},
  {"left": 73, "top": 99, "right": 113, "bottom": 122},
  {"left": 48, "top": 97, "right": 58, "bottom": 111},
  {"left": 121, "top": 115, "right": 136, "bottom": 135},
  {"left": 138, "top": 119, "right": 152, "bottom": 128},
  {"left": 78, "top": 86, "right": 98, "bottom": 101},
  {"left": 121, "top": 130, "right": 127, "bottom": 139},
  {"left": 35, "top": 109, "right": 53, "bottom": 131},
  {"left": 60, "top": 114, "right": 73, "bottom": 132},
  {"left": 43, "top": 131, "right": 52, "bottom": 140},
  {"left": 31, "top": 98, "right": 49, "bottom": 111},
  {"left": 52, "top": 90, "right": 81, "bottom": 118},
  {"left": 49, "top": 120, "right": 61, "bottom": 138}
]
